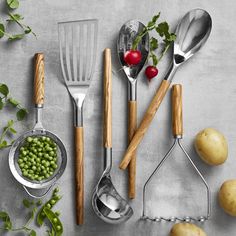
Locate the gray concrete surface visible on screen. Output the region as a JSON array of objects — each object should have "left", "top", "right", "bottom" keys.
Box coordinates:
[{"left": 0, "top": 0, "right": 235, "bottom": 235}]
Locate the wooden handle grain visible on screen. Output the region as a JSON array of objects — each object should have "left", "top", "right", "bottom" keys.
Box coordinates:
[
  {"left": 103, "top": 48, "right": 112, "bottom": 148},
  {"left": 128, "top": 100, "right": 137, "bottom": 199},
  {"left": 34, "top": 53, "right": 45, "bottom": 105},
  {"left": 172, "top": 84, "right": 183, "bottom": 137},
  {"left": 119, "top": 80, "right": 170, "bottom": 170},
  {"left": 75, "top": 127, "right": 84, "bottom": 225}
]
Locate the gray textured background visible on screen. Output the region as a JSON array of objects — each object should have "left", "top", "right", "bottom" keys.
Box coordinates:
[{"left": 0, "top": 0, "right": 236, "bottom": 235}]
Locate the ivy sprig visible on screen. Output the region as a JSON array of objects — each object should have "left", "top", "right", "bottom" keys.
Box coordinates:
[
  {"left": 132, "top": 13, "right": 176, "bottom": 66},
  {"left": 0, "top": 83, "right": 28, "bottom": 149},
  {"left": 0, "top": 0, "right": 36, "bottom": 41}
]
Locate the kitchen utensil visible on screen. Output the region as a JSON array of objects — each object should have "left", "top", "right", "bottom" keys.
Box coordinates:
[
  {"left": 119, "top": 9, "right": 212, "bottom": 170},
  {"left": 58, "top": 19, "right": 98, "bottom": 225},
  {"left": 142, "top": 84, "right": 210, "bottom": 222},
  {"left": 9, "top": 53, "right": 67, "bottom": 199},
  {"left": 117, "top": 20, "right": 149, "bottom": 199},
  {"left": 92, "top": 48, "right": 133, "bottom": 224}
]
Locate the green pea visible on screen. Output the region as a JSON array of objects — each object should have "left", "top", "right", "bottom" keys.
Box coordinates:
[
  {"left": 45, "top": 174, "right": 50, "bottom": 179},
  {"left": 27, "top": 137, "right": 33, "bottom": 142},
  {"left": 24, "top": 165, "right": 29, "bottom": 169},
  {"left": 53, "top": 164, "right": 58, "bottom": 169},
  {"left": 32, "top": 166, "right": 36, "bottom": 171},
  {"left": 53, "top": 218, "right": 58, "bottom": 223},
  {"left": 19, "top": 163, "right": 24, "bottom": 168},
  {"left": 18, "top": 159, "right": 23, "bottom": 164},
  {"left": 44, "top": 153, "right": 49, "bottom": 159},
  {"left": 46, "top": 203, "right": 51, "bottom": 208},
  {"left": 50, "top": 199, "right": 56, "bottom": 205}
]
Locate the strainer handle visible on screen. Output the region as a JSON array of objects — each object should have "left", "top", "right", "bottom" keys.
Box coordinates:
[
  {"left": 22, "top": 184, "right": 54, "bottom": 199},
  {"left": 172, "top": 84, "right": 183, "bottom": 137},
  {"left": 34, "top": 53, "right": 45, "bottom": 106}
]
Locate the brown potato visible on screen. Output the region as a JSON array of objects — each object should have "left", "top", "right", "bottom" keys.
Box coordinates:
[
  {"left": 170, "top": 223, "right": 207, "bottom": 236},
  {"left": 219, "top": 179, "right": 236, "bottom": 216},
  {"left": 194, "top": 128, "right": 228, "bottom": 165}
]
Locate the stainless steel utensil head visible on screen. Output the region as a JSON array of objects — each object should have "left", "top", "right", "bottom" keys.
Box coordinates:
[
  {"left": 92, "top": 173, "right": 133, "bottom": 224},
  {"left": 58, "top": 19, "right": 98, "bottom": 86},
  {"left": 174, "top": 9, "right": 212, "bottom": 65},
  {"left": 117, "top": 20, "right": 149, "bottom": 81}
]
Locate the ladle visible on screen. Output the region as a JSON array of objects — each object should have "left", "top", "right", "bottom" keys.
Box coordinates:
[{"left": 92, "top": 48, "right": 133, "bottom": 224}]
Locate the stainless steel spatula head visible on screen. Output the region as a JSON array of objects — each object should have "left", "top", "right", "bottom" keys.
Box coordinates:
[{"left": 58, "top": 19, "right": 98, "bottom": 86}]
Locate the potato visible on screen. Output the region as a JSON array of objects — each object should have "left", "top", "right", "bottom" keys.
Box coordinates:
[
  {"left": 219, "top": 179, "right": 236, "bottom": 216},
  {"left": 194, "top": 128, "right": 228, "bottom": 165},
  {"left": 170, "top": 223, "right": 207, "bottom": 236}
]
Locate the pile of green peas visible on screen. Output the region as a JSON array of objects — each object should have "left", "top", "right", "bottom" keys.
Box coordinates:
[{"left": 18, "top": 136, "right": 58, "bottom": 181}]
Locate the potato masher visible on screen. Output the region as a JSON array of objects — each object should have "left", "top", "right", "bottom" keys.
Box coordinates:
[
  {"left": 142, "top": 85, "right": 211, "bottom": 222},
  {"left": 8, "top": 53, "right": 67, "bottom": 199}
]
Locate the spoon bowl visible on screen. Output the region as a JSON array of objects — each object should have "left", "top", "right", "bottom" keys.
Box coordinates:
[
  {"left": 92, "top": 172, "right": 133, "bottom": 224},
  {"left": 174, "top": 9, "right": 212, "bottom": 65},
  {"left": 117, "top": 20, "right": 149, "bottom": 82}
]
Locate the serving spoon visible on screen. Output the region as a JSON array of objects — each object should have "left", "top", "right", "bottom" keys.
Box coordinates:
[
  {"left": 117, "top": 20, "right": 149, "bottom": 198},
  {"left": 119, "top": 9, "right": 212, "bottom": 169},
  {"left": 92, "top": 49, "right": 133, "bottom": 224}
]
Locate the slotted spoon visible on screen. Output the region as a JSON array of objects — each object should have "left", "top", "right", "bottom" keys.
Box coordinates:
[{"left": 58, "top": 19, "right": 98, "bottom": 225}]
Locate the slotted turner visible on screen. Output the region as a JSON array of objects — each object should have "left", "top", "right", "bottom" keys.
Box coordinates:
[{"left": 58, "top": 19, "right": 98, "bottom": 225}]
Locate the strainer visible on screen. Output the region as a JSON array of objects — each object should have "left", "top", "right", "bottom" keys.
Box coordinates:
[{"left": 9, "top": 53, "right": 67, "bottom": 199}]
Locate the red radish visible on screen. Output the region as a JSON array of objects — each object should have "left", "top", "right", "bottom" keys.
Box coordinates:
[
  {"left": 124, "top": 50, "right": 142, "bottom": 66},
  {"left": 145, "top": 66, "right": 158, "bottom": 81}
]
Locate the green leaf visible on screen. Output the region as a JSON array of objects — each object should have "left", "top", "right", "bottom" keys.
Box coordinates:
[
  {"left": 7, "top": 13, "right": 24, "bottom": 22},
  {"left": 0, "top": 23, "right": 5, "bottom": 38},
  {"left": 8, "top": 33, "right": 25, "bottom": 41},
  {"left": 23, "top": 199, "right": 33, "bottom": 208},
  {"left": 152, "top": 12, "right": 161, "bottom": 23},
  {"left": 8, "top": 97, "right": 19, "bottom": 107},
  {"left": 147, "top": 21, "right": 155, "bottom": 28},
  {"left": 9, "top": 128, "right": 17, "bottom": 134},
  {"left": 156, "top": 22, "right": 169, "bottom": 37},
  {"left": 7, "top": 119, "right": 14, "bottom": 127},
  {"left": 0, "top": 211, "right": 12, "bottom": 230},
  {"left": 150, "top": 37, "right": 158, "bottom": 51},
  {"left": 0, "top": 98, "right": 3, "bottom": 110},
  {"left": 16, "top": 108, "right": 27, "bottom": 121},
  {"left": 24, "top": 26, "right": 32, "bottom": 34},
  {"left": 0, "top": 140, "right": 9, "bottom": 148},
  {"left": 7, "top": 0, "right": 19, "bottom": 9},
  {"left": 0, "top": 84, "right": 9, "bottom": 96},
  {"left": 29, "top": 230, "right": 37, "bottom": 236}
]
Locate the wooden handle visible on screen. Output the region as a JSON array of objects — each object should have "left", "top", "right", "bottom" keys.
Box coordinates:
[
  {"left": 128, "top": 100, "right": 137, "bottom": 199},
  {"left": 172, "top": 84, "right": 183, "bottom": 137},
  {"left": 119, "top": 80, "right": 170, "bottom": 170},
  {"left": 103, "top": 48, "right": 112, "bottom": 148},
  {"left": 75, "top": 127, "right": 84, "bottom": 225},
  {"left": 34, "top": 53, "right": 45, "bottom": 106}
]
